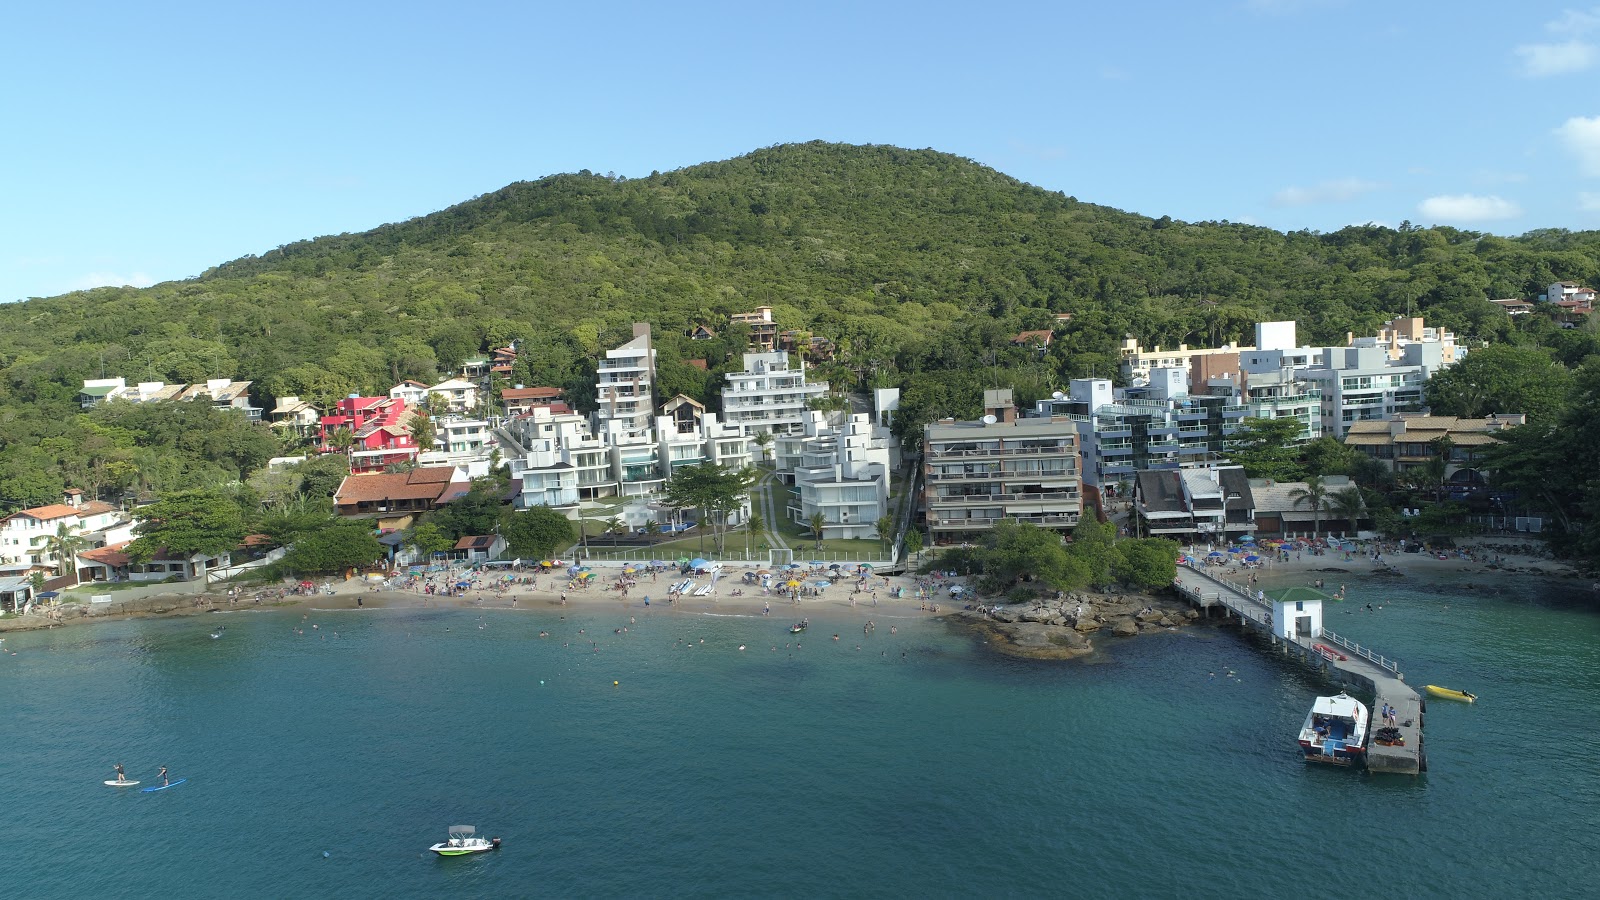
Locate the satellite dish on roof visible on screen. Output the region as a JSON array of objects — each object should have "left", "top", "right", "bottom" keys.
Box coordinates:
[
  {"left": 982, "top": 414, "right": 998, "bottom": 425},
  {"left": 1052, "top": 391, "right": 1066, "bottom": 400}
]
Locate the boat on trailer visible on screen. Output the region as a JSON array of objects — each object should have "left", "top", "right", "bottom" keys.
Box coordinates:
[
  {"left": 428, "top": 825, "right": 500, "bottom": 857},
  {"left": 1297, "top": 692, "right": 1369, "bottom": 766}
]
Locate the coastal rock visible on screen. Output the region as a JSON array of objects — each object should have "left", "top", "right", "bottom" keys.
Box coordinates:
[
  {"left": 990, "top": 607, "right": 1020, "bottom": 623},
  {"left": 1135, "top": 609, "right": 1164, "bottom": 624},
  {"left": 1110, "top": 618, "right": 1139, "bottom": 637}
]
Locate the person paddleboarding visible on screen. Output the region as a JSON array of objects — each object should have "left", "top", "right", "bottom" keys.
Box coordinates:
[
  {"left": 158, "top": 766, "right": 169, "bottom": 787},
  {"left": 113, "top": 763, "right": 127, "bottom": 784}
]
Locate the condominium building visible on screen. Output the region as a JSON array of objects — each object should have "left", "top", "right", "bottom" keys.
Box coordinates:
[
  {"left": 729, "top": 306, "right": 779, "bottom": 352},
  {"left": 720, "top": 350, "right": 829, "bottom": 436},
  {"left": 784, "top": 413, "right": 894, "bottom": 541},
  {"left": 80, "top": 377, "right": 260, "bottom": 421},
  {"left": 1342, "top": 413, "right": 1525, "bottom": 486},
  {"left": 595, "top": 324, "right": 657, "bottom": 442},
  {"left": 922, "top": 390, "right": 1083, "bottom": 545}
]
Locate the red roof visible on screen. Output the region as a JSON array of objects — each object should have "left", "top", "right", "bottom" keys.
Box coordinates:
[
  {"left": 78, "top": 542, "right": 131, "bottom": 567},
  {"left": 2, "top": 503, "right": 79, "bottom": 524},
  {"left": 334, "top": 467, "right": 462, "bottom": 505},
  {"left": 686, "top": 359, "right": 708, "bottom": 370},
  {"left": 1012, "top": 330, "right": 1053, "bottom": 344},
  {"left": 453, "top": 535, "right": 498, "bottom": 551},
  {"left": 502, "top": 386, "right": 565, "bottom": 401}
]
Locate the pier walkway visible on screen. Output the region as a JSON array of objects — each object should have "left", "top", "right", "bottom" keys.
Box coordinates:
[{"left": 1173, "top": 564, "right": 1425, "bottom": 775}]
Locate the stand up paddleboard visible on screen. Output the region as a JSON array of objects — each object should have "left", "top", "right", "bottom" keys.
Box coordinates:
[
  {"left": 140, "top": 779, "right": 186, "bottom": 792},
  {"left": 105, "top": 780, "right": 141, "bottom": 787}
]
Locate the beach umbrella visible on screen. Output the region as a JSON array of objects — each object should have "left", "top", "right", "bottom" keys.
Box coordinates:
[
  {"left": 567, "top": 566, "right": 580, "bottom": 576},
  {"left": 828, "top": 563, "right": 841, "bottom": 569},
  {"left": 786, "top": 563, "right": 803, "bottom": 570},
  {"left": 786, "top": 579, "right": 801, "bottom": 588},
  {"left": 812, "top": 580, "right": 830, "bottom": 588},
  {"left": 676, "top": 557, "right": 690, "bottom": 566},
  {"left": 1207, "top": 551, "right": 1225, "bottom": 558},
  {"left": 1239, "top": 535, "right": 1256, "bottom": 543},
  {"left": 756, "top": 569, "right": 771, "bottom": 575},
  {"left": 810, "top": 560, "right": 825, "bottom": 567},
  {"left": 859, "top": 563, "right": 873, "bottom": 569},
  {"left": 1245, "top": 555, "right": 1261, "bottom": 562},
  {"left": 690, "top": 558, "right": 710, "bottom": 570},
  {"left": 649, "top": 560, "right": 666, "bottom": 568}
]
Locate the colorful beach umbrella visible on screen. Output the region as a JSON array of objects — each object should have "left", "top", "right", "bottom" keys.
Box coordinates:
[{"left": 786, "top": 579, "right": 801, "bottom": 588}]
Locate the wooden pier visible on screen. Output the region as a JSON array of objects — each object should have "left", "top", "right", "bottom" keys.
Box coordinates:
[{"left": 1173, "top": 565, "right": 1425, "bottom": 775}]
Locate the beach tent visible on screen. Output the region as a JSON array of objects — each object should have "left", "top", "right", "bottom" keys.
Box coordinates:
[{"left": 689, "top": 558, "right": 710, "bottom": 570}]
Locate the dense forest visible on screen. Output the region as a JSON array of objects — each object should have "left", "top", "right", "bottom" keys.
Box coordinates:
[{"left": 0, "top": 141, "right": 1596, "bottom": 561}]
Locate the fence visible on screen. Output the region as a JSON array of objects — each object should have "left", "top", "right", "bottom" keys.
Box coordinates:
[{"left": 577, "top": 548, "right": 899, "bottom": 567}]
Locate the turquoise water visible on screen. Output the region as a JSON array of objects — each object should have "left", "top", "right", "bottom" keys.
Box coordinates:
[{"left": 4, "top": 572, "right": 1597, "bottom": 898}]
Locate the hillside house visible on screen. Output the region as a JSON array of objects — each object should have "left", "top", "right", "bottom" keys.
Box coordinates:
[
  {"left": 729, "top": 307, "right": 779, "bottom": 351},
  {"left": 332, "top": 466, "right": 472, "bottom": 532},
  {"left": 270, "top": 396, "right": 321, "bottom": 437},
  {"left": 501, "top": 386, "right": 567, "bottom": 417},
  {"left": 0, "top": 490, "right": 128, "bottom": 576},
  {"left": 318, "top": 397, "right": 419, "bottom": 473}
]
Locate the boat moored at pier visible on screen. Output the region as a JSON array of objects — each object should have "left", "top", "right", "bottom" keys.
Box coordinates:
[{"left": 1298, "top": 693, "right": 1369, "bottom": 766}]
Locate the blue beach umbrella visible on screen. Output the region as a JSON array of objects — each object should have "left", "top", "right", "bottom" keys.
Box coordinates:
[
  {"left": 1245, "top": 555, "right": 1261, "bottom": 562},
  {"left": 812, "top": 580, "right": 831, "bottom": 588},
  {"left": 690, "top": 558, "right": 710, "bottom": 569},
  {"left": 1207, "top": 551, "right": 1225, "bottom": 558}
]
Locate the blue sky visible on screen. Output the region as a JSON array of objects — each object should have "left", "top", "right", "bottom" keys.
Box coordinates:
[{"left": 5, "top": 0, "right": 1600, "bottom": 303}]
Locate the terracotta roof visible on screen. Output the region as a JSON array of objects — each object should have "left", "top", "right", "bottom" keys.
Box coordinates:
[
  {"left": 686, "top": 359, "right": 708, "bottom": 370},
  {"left": 1012, "top": 330, "right": 1053, "bottom": 344},
  {"left": 5, "top": 504, "right": 79, "bottom": 522},
  {"left": 454, "top": 535, "right": 497, "bottom": 551},
  {"left": 334, "top": 467, "right": 461, "bottom": 505},
  {"left": 78, "top": 542, "right": 131, "bottom": 567},
  {"left": 502, "top": 387, "right": 564, "bottom": 401}
]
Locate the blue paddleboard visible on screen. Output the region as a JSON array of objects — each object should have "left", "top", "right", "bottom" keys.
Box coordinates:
[{"left": 141, "top": 778, "right": 187, "bottom": 792}]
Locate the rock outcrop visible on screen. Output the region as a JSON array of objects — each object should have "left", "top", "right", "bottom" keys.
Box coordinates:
[{"left": 950, "top": 589, "right": 1198, "bottom": 660}]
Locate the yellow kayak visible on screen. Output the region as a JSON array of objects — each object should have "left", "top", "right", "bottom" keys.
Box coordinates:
[{"left": 1425, "top": 684, "right": 1477, "bottom": 703}]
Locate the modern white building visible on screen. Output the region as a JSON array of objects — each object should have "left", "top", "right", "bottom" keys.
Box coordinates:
[
  {"left": 720, "top": 350, "right": 829, "bottom": 436},
  {"left": 80, "top": 377, "right": 260, "bottom": 421},
  {"left": 0, "top": 490, "right": 129, "bottom": 575},
  {"left": 595, "top": 324, "right": 657, "bottom": 442},
  {"left": 783, "top": 413, "right": 894, "bottom": 541},
  {"left": 390, "top": 378, "right": 480, "bottom": 413}
]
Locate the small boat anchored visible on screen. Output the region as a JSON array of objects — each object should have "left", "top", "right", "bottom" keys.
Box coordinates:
[
  {"left": 1425, "top": 684, "right": 1477, "bottom": 703},
  {"left": 428, "top": 825, "right": 500, "bottom": 857},
  {"left": 1297, "top": 692, "right": 1369, "bottom": 766},
  {"left": 790, "top": 619, "right": 808, "bottom": 634}
]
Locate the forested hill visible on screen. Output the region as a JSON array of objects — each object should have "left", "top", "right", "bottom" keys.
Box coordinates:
[{"left": 2, "top": 141, "right": 1600, "bottom": 510}]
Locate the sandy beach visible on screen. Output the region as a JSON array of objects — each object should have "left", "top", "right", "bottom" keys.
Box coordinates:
[{"left": 3, "top": 535, "right": 1589, "bottom": 636}]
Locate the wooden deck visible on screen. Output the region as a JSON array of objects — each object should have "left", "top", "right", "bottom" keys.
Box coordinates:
[{"left": 1173, "top": 565, "right": 1425, "bottom": 775}]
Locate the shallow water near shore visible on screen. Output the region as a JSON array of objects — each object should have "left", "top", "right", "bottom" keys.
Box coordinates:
[{"left": 4, "top": 571, "right": 1597, "bottom": 898}]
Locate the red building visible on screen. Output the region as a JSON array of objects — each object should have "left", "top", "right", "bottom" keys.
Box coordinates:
[{"left": 318, "top": 396, "right": 419, "bottom": 473}]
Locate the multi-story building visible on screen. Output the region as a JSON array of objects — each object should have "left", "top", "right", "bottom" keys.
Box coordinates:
[
  {"left": 1132, "top": 466, "right": 1254, "bottom": 542},
  {"left": 780, "top": 412, "right": 894, "bottom": 540},
  {"left": 922, "top": 390, "right": 1083, "bottom": 545},
  {"left": 1342, "top": 413, "right": 1525, "bottom": 487},
  {"left": 1035, "top": 373, "right": 1247, "bottom": 490},
  {"left": 389, "top": 378, "right": 480, "bottom": 413},
  {"left": 80, "top": 377, "right": 260, "bottom": 421},
  {"left": 595, "top": 324, "right": 657, "bottom": 443},
  {"left": 1120, "top": 335, "right": 1258, "bottom": 387},
  {"left": 0, "top": 489, "right": 128, "bottom": 575},
  {"left": 269, "top": 396, "right": 321, "bottom": 437},
  {"left": 729, "top": 307, "right": 779, "bottom": 352},
  {"left": 721, "top": 351, "right": 829, "bottom": 437},
  {"left": 317, "top": 396, "right": 418, "bottom": 473},
  {"left": 509, "top": 408, "right": 612, "bottom": 507}
]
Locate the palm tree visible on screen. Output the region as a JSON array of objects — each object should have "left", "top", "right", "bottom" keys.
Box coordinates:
[
  {"left": 644, "top": 520, "right": 661, "bottom": 539},
  {"left": 1329, "top": 486, "right": 1366, "bottom": 537},
  {"left": 1288, "top": 474, "right": 1333, "bottom": 538},
  {"left": 874, "top": 515, "right": 895, "bottom": 552},
  {"left": 752, "top": 431, "right": 775, "bottom": 465},
  {"left": 808, "top": 511, "right": 827, "bottom": 551},
  {"left": 43, "top": 523, "right": 90, "bottom": 586}
]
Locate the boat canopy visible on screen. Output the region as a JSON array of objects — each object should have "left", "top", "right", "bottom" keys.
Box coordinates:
[
  {"left": 449, "top": 825, "right": 476, "bottom": 835},
  {"left": 1310, "top": 694, "right": 1365, "bottom": 721}
]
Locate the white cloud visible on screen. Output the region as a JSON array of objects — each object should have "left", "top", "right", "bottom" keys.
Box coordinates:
[
  {"left": 1417, "top": 194, "right": 1523, "bottom": 222},
  {"left": 1580, "top": 192, "right": 1600, "bottom": 211},
  {"left": 68, "top": 271, "right": 156, "bottom": 291},
  {"left": 1270, "top": 177, "right": 1381, "bottom": 207},
  {"left": 1515, "top": 40, "right": 1597, "bottom": 76},
  {"left": 1555, "top": 115, "right": 1600, "bottom": 175},
  {"left": 1515, "top": 8, "right": 1600, "bottom": 76}
]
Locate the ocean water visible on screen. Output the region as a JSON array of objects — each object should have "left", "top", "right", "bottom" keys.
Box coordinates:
[{"left": 3, "top": 571, "right": 1597, "bottom": 899}]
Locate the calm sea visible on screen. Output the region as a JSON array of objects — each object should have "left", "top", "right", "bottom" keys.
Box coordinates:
[{"left": 4, "top": 570, "right": 1597, "bottom": 899}]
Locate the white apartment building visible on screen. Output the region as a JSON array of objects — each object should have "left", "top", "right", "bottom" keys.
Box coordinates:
[
  {"left": 1120, "top": 336, "right": 1257, "bottom": 386},
  {"left": 509, "top": 408, "right": 612, "bottom": 508},
  {"left": 390, "top": 378, "right": 481, "bottom": 413},
  {"left": 782, "top": 413, "right": 894, "bottom": 541},
  {"left": 80, "top": 377, "right": 260, "bottom": 420},
  {"left": 923, "top": 390, "right": 1083, "bottom": 544},
  {"left": 721, "top": 350, "right": 828, "bottom": 436},
  {"left": 0, "top": 490, "right": 128, "bottom": 575},
  {"left": 595, "top": 324, "right": 657, "bottom": 442}
]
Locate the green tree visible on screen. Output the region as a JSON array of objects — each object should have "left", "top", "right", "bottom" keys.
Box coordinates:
[
  {"left": 1424, "top": 344, "right": 1573, "bottom": 423},
  {"left": 752, "top": 431, "right": 775, "bottom": 464},
  {"left": 296, "top": 454, "right": 351, "bottom": 500},
  {"left": 282, "top": 523, "right": 382, "bottom": 574},
  {"left": 1228, "top": 417, "right": 1305, "bottom": 481},
  {"left": 874, "top": 515, "right": 895, "bottom": 552},
  {"left": 903, "top": 527, "right": 923, "bottom": 565},
  {"left": 661, "top": 463, "right": 757, "bottom": 553},
  {"left": 1287, "top": 475, "right": 1332, "bottom": 537},
  {"left": 1066, "top": 516, "right": 1119, "bottom": 588},
  {"left": 808, "top": 511, "right": 827, "bottom": 551},
  {"left": 1113, "top": 538, "right": 1180, "bottom": 588},
  {"left": 1300, "top": 436, "right": 1359, "bottom": 477},
  {"left": 1330, "top": 486, "right": 1366, "bottom": 536},
  {"left": 426, "top": 477, "right": 507, "bottom": 539},
  {"left": 502, "top": 506, "right": 576, "bottom": 559},
  {"left": 127, "top": 490, "right": 248, "bottom": 563},
  {"left": 410, "top": 411, "right": 436, "bottom": 453},
  {"left": 407, "top": 523, "right": 454, "bottom": 561}
]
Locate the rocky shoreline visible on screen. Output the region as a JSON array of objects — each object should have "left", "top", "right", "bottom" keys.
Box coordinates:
[{"left": 951, "top": 588, "right": 1199, "bottom": 660}]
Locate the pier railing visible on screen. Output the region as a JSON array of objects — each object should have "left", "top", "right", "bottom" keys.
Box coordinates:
[{"left": 1319, "top": 628, "right": 1401, "bottom": 676}]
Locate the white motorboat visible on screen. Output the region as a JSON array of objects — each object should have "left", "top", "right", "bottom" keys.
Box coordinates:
[
  {"left": 1297, "top": 692, "right": 1369, "bottom": 766},
  {"left": 428, "top": 825, "right": 501, "bottom": 856}
]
